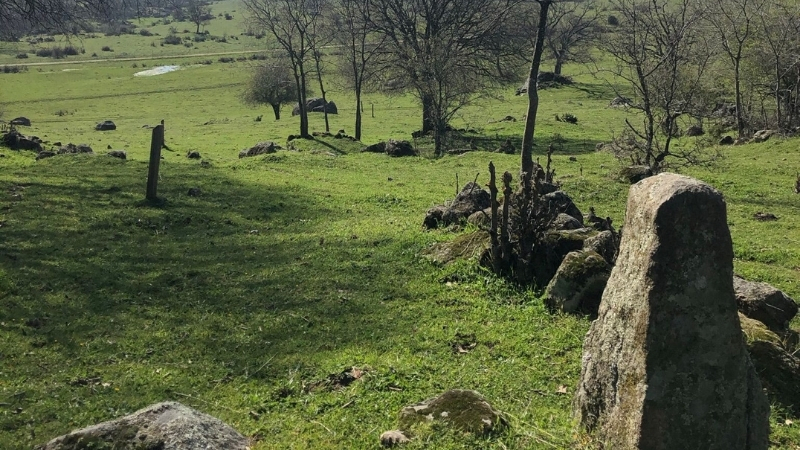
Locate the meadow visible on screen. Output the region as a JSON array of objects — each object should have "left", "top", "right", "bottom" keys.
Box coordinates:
[{"left": 1, "top": 2, "right": 799, "bottom": 448}]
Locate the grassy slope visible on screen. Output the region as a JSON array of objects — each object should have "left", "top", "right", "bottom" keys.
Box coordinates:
[{"left": 1, "top": 10, "right": 799, "bottom": 449}]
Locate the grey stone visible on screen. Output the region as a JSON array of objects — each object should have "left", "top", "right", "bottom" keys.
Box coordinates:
[
  {"left": 544, "top": 250, "right": 610, "bottom": 315},
  {"left": 551, "top": 213, "right": 582, "bottom": 230},
  {"left": 574, "top": 173, "right": 769, "bottom": 450},
  {"left": 719, "top": 135, "right": 735, "bottom": 145},
  {"left": 36, "top": 151, "right": 56, "bottom": 160},
  {"left": 423, "top": 182, "right": 490, "bottom": 229},
  {"left": 107, "top": 150, "right": 127, "bottom": 159},
  {"left": 734, "top": 275, "right": 798, "bottom": 334},
  {"left": 10, "top": 116, "right": 31, "bottom": 126},
  {"left": 398, "top": 389, "right": 506, "bottom": 436},
  {"left": 542, "top": 191, "right": 584, "bottom": 226},
  {"left": 361, "top": 142, "right": 386, "bottom": 153},
  {"left": 748, "top": 340, "right": 800, "bottom": 415},
  {"left": 582, "top": 230, "right": 618, "bottom": 265},
  {"left": 385, "top": 139, "right": 416, "bottom": 157},
  {"left": 35, "top": 401, "right": 249, "bottom": 450},
  {"left": 239, "top": 141, "right": 279, "bottom": 158},
  {"left": 95, "top": 120, "right": 116, "bottom": 131}
]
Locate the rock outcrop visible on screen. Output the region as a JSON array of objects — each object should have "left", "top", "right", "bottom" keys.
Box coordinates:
[
  {"left": 574, "top": 173, "right": 769, "bottom": 450},
  {"left": 36, "top": 402, "right": 249, "bottom": 450}
]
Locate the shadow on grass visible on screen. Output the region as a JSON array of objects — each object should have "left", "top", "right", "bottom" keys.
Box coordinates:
[{"left": 0, "top": 155, "right": 418, "bottom": 388}]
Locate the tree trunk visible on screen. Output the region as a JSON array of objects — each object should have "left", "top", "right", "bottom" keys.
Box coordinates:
[
  {"left": 554, "top": 54, "right": 564, "bottom": 75},
  {"left": 734, "top": 58, "right": 744, "bottom": 139},
  {"left": 271, "top": 103, "right": 281, "bottom": 121},
  {"left": 421, "top": 93, "right": 436, "bottom": 134},
  {"left": 314, "top": 52, "right": 330, "bottom": 133},
  {"left": 354, "top": 88, "right": 362, "bottom": 141},
  {"left": 298, "top": 62, "right": 309, "bottom": 138},
  {"left": 521, "top": 0, "right": 552, "bottom": 177},
  {"left": 196, "top": 22, "right": 200, "bottom": 34}
]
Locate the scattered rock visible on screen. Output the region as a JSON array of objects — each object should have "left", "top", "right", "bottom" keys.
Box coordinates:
[
  {"left": 239, "top": 141, "right": 279, "bottom": 158},
  {"left": 187, "top": 150, "right": 201, "bottom": 159},
  {"left": 608, "top": 96, "right": 631, "bottom": 107},
  {"left": 35, "top": 401, "right": 249, "bottom": 450},
  {"left": 685, "top": 125, "right": 704, "bottom": 136},
  {"left": 36, "top": 151, "right": 56, "bottom": 160},
  {"left": 719, "top": 135, "right": 735, "bottom": 145},
  {"left": 1, "top": 130, "right": 43, "bottom": 152},
  {"left": 620, "top": 165, "right": 653, "bottom": 184},
  {"left": 10, "top": 117, "right": 31, "bottom": 126},
  {"left": 380, "top": 430, "right": 410, "bottom": 446},
  {"left": 550, "top": 213, "right": 582, "bottom": 231},
  {"left": 499, "top": 115, "right": 516, "bottom": 122},
  {"left": 361, "top": 142, "right": 387, "bottom": 153},
  {"left": 107, "top": 150, "right": 127, "bottom": 159},
  {"left": 753, "top": 212, "right": 777, "bottom": 221},
  {"left": 57, "top": 143, "right": 93, "bottom": 154},
  {"left": 398, "top": 390, "right": 507, "bottom": 435},
  {"left": 747, "top": 340, "right": 800, "bottom": 415},
  {"left": 187, "top": 187, "right": 202, "bottom": 197},
  {"left": 752, "top": 129, "right": 776, "bottom": 143},
  {"left": 574, "top": 173, "right": 769, "bottom": 449},
  {"left": 532, "top": 228, "right": 596, "bottom": 286},
  {"left": 423, "top": 182, "right": 490, "bottom": 229},
  {"left": 95, "top": 120, "right": 116, "bottom": 131},
  {"left": 544, "top": 250, "right": 611, "bottom": 316},
  {"left": 304, "top": 367, "right": 366, "bottom": 392},
  {"left": 292, "top": 97, "right": 338, "bottom": 115},
  {"left": 385, "top": 139, "right": 417, "bottom": 157},
  {"left": 734, "top": 276, "right": 798, "bottom": 334}
]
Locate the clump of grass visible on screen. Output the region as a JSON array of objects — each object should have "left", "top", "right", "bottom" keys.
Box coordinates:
[
  {"left": 15, "top": 53, "right": 28, "bottom": 59},
  {"left": 1, "top": 65, "right": 27, "bottom": 74},
  {"left": 101, "top": 45, "right": 113, "bottom": 52},
  {"left": 162, "top": 34, "right": 182, "bottom": 45},
  {"left": 139, "top": 29, "right": 153, "bottom": 37}
]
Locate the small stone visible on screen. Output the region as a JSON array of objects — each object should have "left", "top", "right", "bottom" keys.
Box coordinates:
[
  {"left": 187, "top": 187, "right": 202, "bottom": 197},
  {"left": 380, "top": 430, "right": 410, "bottom": 446},
  {"left": 107, "top": 150, "right": 127, "bottom": 159}
]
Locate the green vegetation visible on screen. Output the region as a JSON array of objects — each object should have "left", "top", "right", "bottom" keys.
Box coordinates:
[{"left": 1, "top": 1, "right": 799, "bottom": 448}]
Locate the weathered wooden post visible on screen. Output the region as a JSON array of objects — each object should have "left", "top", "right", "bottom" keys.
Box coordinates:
[{"left": 146, "top": 122, "right": 164, "bottom": 200}]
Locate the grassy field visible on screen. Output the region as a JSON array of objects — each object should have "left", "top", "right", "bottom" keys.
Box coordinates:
[{"left": 1, "top": 5, "right": 799, "bottom": 448}]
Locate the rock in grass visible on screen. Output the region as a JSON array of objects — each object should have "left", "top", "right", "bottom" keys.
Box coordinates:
[
  {"left": 734, "top": 275, "right": 798, "bottom": 334},
  {"left": 398, "top": 389, "right": 507, "bottom": 436},
  {"left": 36, "top": 151, "right": 56, "bottom": 160},
  {"left": 423, "top": 230, "right": 490, "bottom": 265},
  {"left": 574, "top": 173, "right": 769, "bottom": 450},
  {"left": 95, "top": 120, "right": 116, "bottom": 131},
  {"left": 107, "top": 150, "right": 127, "bottom": 159},
  {"left": 239, "top": 141, "right": 279, "bottom": 158},
  {"left": 747, "top": 340, "right": 800, "bottom": 415},
  {"left": 544, "top": 250, "right": 610, "bottom": 316},
  {"left": 35, "top": 401, "right": 249, "bottom": 450},
  {"left": 187, "top": 150, "right": 201, "bottom": 159},
  {"left": 380, "top": 429, "right": 410, "bottom": 446}
]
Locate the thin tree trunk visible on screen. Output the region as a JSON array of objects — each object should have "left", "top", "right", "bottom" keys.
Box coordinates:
[
  {"left": 271, "top": 103, "right": 281, "bottom": 120},
  {"left": 521, "top": 0, "right": 552, "bottom": 177},
  {"left": 354, "top": 88, "right": 362, "bottom": 141},
  {"left": 298, "top": 62, "right": 310, "bottom": 138},
  {"left": 421, "top": 93, "right": 436, "bottom": 134},
  {"left": 314, "top": 52, "right": 330, "bottom": 133},
  {"left": 734, "top": 58, "right": 744, "bottom": 139},
  {"left": 554, "top": 55, "right": 563, "bottom": 75}
]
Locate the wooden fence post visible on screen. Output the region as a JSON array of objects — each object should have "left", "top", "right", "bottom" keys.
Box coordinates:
[{"left": 146, "top": 123, "right": 164, "bottom": 200}]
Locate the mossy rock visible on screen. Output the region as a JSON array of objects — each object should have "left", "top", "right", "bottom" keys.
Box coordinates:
[
  {"left": 544, "top": 250, "right": 611, "bottom": 316},
  {"left": 739, "top": 313, "right": 782, "bottom": 346},
  {"left": 423, "top": 231, "right": 490, "bottom": 265},
  {"left": 398, "top": 389, "right": 508, "bottom": 436}
]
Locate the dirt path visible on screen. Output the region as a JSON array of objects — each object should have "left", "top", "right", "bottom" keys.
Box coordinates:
[{"left": 12, "top": 49, "right": 274, "bottom": 67}]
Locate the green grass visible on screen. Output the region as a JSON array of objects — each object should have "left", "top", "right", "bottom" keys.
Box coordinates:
[{"left": 1, "top": 21, "right": 800, "bottom": 449}]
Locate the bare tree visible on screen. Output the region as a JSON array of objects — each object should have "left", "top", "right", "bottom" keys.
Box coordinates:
[
  {"left": 602, "top": 0, "right": 714, "bottom": 172},
  {"left": 242, "top": 58, "right": 298, "bottom": 120},
  {"left": 0, "top": 0, "right": 116, "bottom": 39},
  {"left": 243, "top": 0, "right": 325, "bottom": 138},
  {"left": 365, "top": 0, "right": 524, "bottom": 155},
  {"left": 186, "top": 0, "right": 212, "bottom": 34},
  {"left": 544, "top": 0, "right": 601, "bottom": 75},
  {"left": 707, "top": 0, "right": 765, "bottom": 139},
  {"left": 757, "top": 1, "right": 800, "bottom": 130},
  {"left": 521, "top": 0, "right": 553, "bottom": 177},
  {"left": 330, "top": 0, "right": 386, "bottom": 141}
]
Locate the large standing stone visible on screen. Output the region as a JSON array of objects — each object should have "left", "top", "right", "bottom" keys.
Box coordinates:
[
  {"left": 573, "top": 173, "right": 769, "bottom": 450},
  {"left": 35, "top": 401, "right": 249, "bottom": 450}
]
